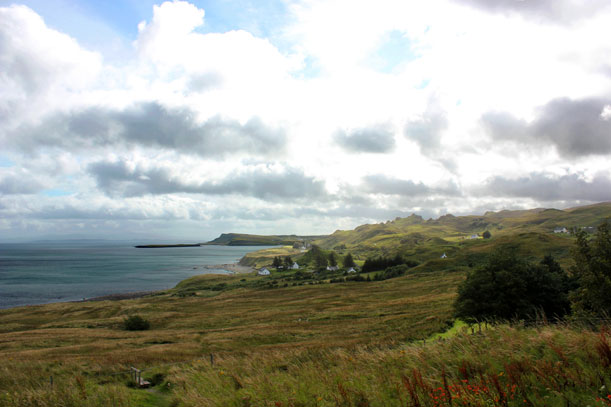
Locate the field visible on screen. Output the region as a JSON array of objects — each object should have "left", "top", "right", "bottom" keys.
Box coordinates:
[{"left": 0, "top": 269, "right": 463, "bottom": 406}]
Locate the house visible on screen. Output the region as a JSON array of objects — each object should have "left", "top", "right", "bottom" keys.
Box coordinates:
[
  {"left": 291, "top": 262, "right": 299, "bottom": 269},
  {"left": 554, "top": 227, "right": 568, "bottom": 234},
  {"left": 469, "top": 234, "right": 479, "bottom": 239},
  {"left": 440, "top": 253, "right": 447, "bottom": 259},
  {"left": 326, "top": 265, "right": 339, "bottom": 271},
  {"left": 257, "top": 268, "right": 270, "bottom": 276},
  {"left": 347, "top": 267, "right": 356, "bottom": 273}
]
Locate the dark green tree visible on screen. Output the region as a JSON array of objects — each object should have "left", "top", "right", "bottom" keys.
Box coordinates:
[
  {"left": 328, "top": 252, "right": 337, "bottom": 267},
  {"left": 454, "top": 250, "right": 570, "bottom": 323},
  {"left": 570, "top": 220, "right": 611, "bottom": 316},
  {"left": 315, "top": 252, "right": 328, "bottom": 270},
  {"left": 272, "top": 256, "right": 282, "bottom": 268},
  {"left": 284, "top": 256, "right": 293, "bottom": 268},
  {"left": 343, "top": 253, "right": 356, "bottom": 268},
  {"left": 483, "top": 230, "right": 491, "bottom": 239}
]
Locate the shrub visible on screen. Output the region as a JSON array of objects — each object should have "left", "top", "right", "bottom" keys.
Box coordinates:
[
  {"left": 454, "top": 251, "right": 571, "bottom": 323},
  {"left": 123, "top": 315, "right": 150, "bottom": 331},
  {"left": 570, "top": 220, "right": 611, "bottom": 316}
]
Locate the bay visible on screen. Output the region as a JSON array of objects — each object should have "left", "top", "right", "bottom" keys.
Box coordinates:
[{"left": 0, "top": 241, "right": 271, "bottom": 309}]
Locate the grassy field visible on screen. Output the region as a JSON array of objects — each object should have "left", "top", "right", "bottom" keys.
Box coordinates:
[{"left": 0, "top": 269, "right": 463, "bottom": 406}]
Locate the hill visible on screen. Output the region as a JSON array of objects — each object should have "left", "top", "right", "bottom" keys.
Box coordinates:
[
  {"left": 305, "top": 202, "right": 611, "bottom": 268},
  {"left": 203, "top": 233, "right": 326, "bottom": 246}
]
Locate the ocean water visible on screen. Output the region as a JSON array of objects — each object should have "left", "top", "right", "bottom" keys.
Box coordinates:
[{"left": 0, "top": 242, "right": 271, "bottom": 309}]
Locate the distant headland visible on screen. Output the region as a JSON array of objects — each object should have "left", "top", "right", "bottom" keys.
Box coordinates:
[{"left": 134, "top": 244, "right": 202, "bottom": 248}]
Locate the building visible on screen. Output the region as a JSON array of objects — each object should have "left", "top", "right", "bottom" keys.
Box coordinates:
[
  {"left": 440, "top": 253, "right": 447, "bottom": 259},
  {"left": 291, "top": 262, "right": 299, "bottom": 269},
  {"left": 257, "top": 268, "right": 270, "bottom": 276},
  {"left": 554, "top": 227, "right": 568, "bottom": 234}
]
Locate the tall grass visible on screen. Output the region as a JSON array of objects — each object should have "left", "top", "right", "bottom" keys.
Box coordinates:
[{"left": 166, "top": 324, "right": 611, "bottom": 407}]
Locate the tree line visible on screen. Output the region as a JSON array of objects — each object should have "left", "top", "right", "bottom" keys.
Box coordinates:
[{"left": 454, "top": 219, "right": 611, "bottom": 322}]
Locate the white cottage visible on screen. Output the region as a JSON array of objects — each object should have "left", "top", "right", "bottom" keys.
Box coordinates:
[
  {"left": 326, "top": 265, "right": 339, "bottom": 271},
  {"left": 440, "top": 253, "right": 447, "bottom": 259},
  {"left": 258, "top": 268, "right": 271, "bottom": 276},
  {"left": 291, "top": 262, "right": 299, "bottom": 269},
  {"left": 347, "top": 267, "right": 357, "bottom": 273}
]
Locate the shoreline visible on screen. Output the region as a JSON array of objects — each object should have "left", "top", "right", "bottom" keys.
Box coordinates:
[
  {"left": 202, "top": 263, "right": 254, "bottom": 274},
  {"left": 81, "top": 263, "right": 254, "bottom": 302},
  {"left": 2, "top": 262, "right": 256, "bottom": 309}
]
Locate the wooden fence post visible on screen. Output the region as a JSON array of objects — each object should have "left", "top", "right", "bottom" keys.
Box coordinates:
[{"left": 210, "top": 353, "right": 214, "bottom": 366}]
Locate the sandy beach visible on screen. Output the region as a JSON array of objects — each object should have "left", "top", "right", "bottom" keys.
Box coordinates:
[{"left": 202, "top": 263, "right": 254, "bottom": 274}]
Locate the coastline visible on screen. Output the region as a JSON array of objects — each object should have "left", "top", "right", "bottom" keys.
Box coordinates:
[
  {"left": 202, "top": 263, "right": 254, "bottom": 274},
  {"left": 81, "top": 291, "right": 158, "bottom": 302},
  {"left": 80, "top": 263, "right": 254, "bottom": 303}
]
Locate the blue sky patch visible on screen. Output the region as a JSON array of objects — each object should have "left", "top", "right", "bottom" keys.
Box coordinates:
[
  {"left": 0, "top": 155, "right": 15, "bottom": 167},
  {"left": 367, "top": 30, "right": 418, "bottom": 73}
]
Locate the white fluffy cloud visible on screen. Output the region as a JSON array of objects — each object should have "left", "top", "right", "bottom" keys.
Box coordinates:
[{"left": 1, "top": 0, "right": 611, "bottom": 241}]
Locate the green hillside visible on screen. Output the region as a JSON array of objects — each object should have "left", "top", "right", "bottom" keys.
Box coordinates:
[{"left": 307, "top": 202, "right": 611, "bottom": 268}]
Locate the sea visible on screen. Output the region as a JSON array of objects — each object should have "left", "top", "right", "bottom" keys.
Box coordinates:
[{"left": 0, "top": 241, "right": 272, "bottom": 309}]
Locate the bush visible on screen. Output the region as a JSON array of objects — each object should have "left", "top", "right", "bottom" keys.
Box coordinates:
[
  {"left": 373, "top": 264, "right": 409, "bottom": 281},
  {"left": 454, "top": 251, "right": 571, "bottom": 323},
  {"left": 123, "top": 315, "right": 150, "bottom": 331},
  {"left": 570, "top": 220, "right": 611, "bottom": 316}
]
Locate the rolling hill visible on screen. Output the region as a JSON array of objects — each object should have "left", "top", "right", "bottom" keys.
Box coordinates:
[{"left": 298, "top": 202, "right": 611, "bottom": 269}]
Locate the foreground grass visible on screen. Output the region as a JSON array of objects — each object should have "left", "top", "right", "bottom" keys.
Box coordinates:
[
  {"left": 4, "top": 323, "right": 607, "bottom": 406},
  {"left": 0, "top": 270, "right": 460, "bottom": 405},
  {"left": 2, "top": 268, "right": 610, "bottom": 406},
  {"left": 166, "top": 324, "right": 611, "bottom": 406}
]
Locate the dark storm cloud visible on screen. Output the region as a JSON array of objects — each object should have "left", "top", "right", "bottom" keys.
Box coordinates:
[
  {"left": 404, "top": 109, "right": 448, "bottom": 154},
  {"left": 361, "top": 174, "right": 461, "bottom": 197},
  {"left": 88, "top": 160, "right": 328, "bottom": 200},
  {"left": 481, "top": 98, "right": 611, "bottom": 158},
  {"left": 453, "top": 0, "right": 611, "bottom": 24},
  {"left": 12, "top": 102, "right": 286, "bottom": 157},
  {"left": 334, "top": 125, "right": 395, "bottom": 153},
  {"left": 476, "top": 172, "right": 611, "bottom": 202}
]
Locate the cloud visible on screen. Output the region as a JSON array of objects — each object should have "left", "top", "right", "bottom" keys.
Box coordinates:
[
  {"left": 481, "top": 97, "right": 611, "bottom": 158},
  {"left": 361, "top": 174, "right": 461, "bottom": 197},
  {"left": 475, "top": 172, "right": 611, "bottom": 202},
  {"left": 88, "top": 160, "right": 328, "bottom": 200},
  {"left": 12, "top": 102, "right": 286, "bottom": 157},
  {"left": 453, "top": 0, "right": 611, "bottom": 24},
  {"left": 334, "top": 125, "right": 395, "bottom": 153},
  {"left": 0, "top": 173, "right": 43, "bottom": 195},
  {"left": 0, "top": 5, "right": 101, "bottom": 121},
  {"left": 404, "top": 108, "right": 448, "bottom": 154}
]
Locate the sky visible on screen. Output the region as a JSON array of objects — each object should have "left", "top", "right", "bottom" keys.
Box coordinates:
[{"left": 1, "top": 0, "right": 611, "bottom": 242}]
